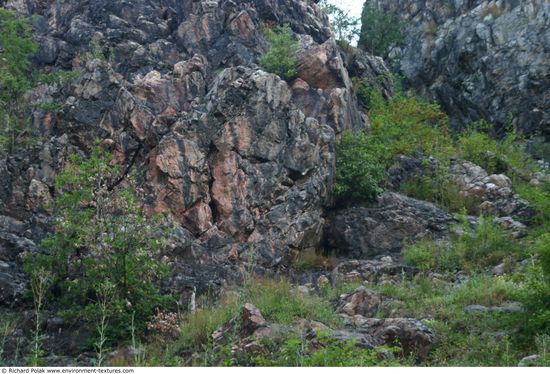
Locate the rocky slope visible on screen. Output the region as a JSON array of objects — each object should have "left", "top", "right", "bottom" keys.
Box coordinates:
[
  {"left": 363, "top": 0, "right": 549, "bottom": 137},
  {"left": 0, "top": 0, "right": 373, "bottom": 294},
  {"left": 0, "top": 0, "right": 548, "bottom": 366}
]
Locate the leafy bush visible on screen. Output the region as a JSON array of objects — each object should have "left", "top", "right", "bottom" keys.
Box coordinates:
[
  {"left": 399, "top": 172, "right": 482, "bottom": 214},
  {"left": 260, "top": 25, "right": 299, "bottom": 81},
  {"left": 367, "top": 91, "right": 453, "bottom": 163},
  {"left": 456, "top": 120, "right": 535, "bottom": 175},
  {"left": 404, "top": 216, "right": 520, "bottom": 273},
  {"left": 358, "top": 5, "right": 403, "bottom": 56},
  {"left": 0, "top": 9, "right": 38, "bottom": 153},
  {"left": 335, "top": 90, "right": 452, "bottom": 204},
  {"left": 454, "top": 215, "right": 521, "bottom": 270},
  {"left": 515, "top": 181, "right": 550, "bottom": 232},
  {"left": 518, "top": 234, "right": 550, "bottom": 340},
  {"left": 25, "top": 145, "right": 173, "bottom": 344},
  {"left": 334, "top": 130, "right": 386, "bottom": 204}
]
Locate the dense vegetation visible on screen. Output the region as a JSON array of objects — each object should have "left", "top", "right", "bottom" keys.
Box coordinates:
[
  {"left": 331, "top": 75, "right": 550, "bottom": 366},
  {"left": 358, "top": 5, "right": 404, "bottom": 56},
  {"left": 260, "top": 25, "right": 299, "bottom": 82},
  {"left": 0, "top": 9, "right": 38, "bottom": 153},
  {"left": 23, "top": 146, "right": 175, "bottom": 365}
]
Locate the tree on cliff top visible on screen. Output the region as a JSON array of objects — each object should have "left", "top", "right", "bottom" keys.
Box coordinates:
[{"left": 358, "top": 4, "right": 403, "bottom": 56}]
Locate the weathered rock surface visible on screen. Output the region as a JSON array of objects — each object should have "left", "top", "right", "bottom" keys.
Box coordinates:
[
  {"left": 337, "top": 286, "right": 383, "bottom": 318},
  {"left": 449, "top": 160, "right": 532, "bottom": 218},
  {"left": 324, "top": 192, "right": 454, "bottom": 258},
  {"left": 331, "top": 258, "right": 417, "bottom": 284},
  {"left": 364, "top": 0, "right": 549, "bottom": 137},
  {"left": 389, "top": 155, "right": 535, "bottom": 219},
  {"left": 0, "top": 0, "right": 379, "bottom": 284},
  {"left": 350, "top": 317, "right": 437, "bottom": 361}
]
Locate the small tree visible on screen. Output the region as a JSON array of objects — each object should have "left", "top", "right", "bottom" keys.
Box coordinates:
[
  {"left": 26, "top": 145, "right": 173, "bottom": 343},
  {"left": 0, "top": 9, "right": 38, "bottom": 153},
  {"left": 334, "top": 131, "right": 386, "bottom": 204},
  {"left": 358, "top": 5, "right": 403, "bottom": 56},
  {"left": 319, "top": 0, "right": 360, "bottom": 46},
  {"left": 260, "top": 25, "right": 299, "bottom": 82}
]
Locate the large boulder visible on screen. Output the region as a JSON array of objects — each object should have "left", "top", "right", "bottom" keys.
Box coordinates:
[{"left": 324, "top": 192, "right": 454, "bottom": 258}]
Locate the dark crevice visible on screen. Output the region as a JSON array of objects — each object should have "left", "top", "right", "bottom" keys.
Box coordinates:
[{"left": 107, "top": 142, "right": 143, "bottom": 191}]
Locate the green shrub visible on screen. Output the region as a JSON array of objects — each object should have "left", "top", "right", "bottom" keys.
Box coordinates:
[
  {"left": 404, "top": 239, "right": 462, "bottom": 273},
  {"left": 243, "top": 278, "right": 341, "bottom": 327},
  {"left": 404, "top": 216, "right": 520, "bottom": 273},
  {"left": 25, "top": 145, "right": 174, "bottom": 345},
  {"left": 358, "top": 5, "right": 403, "bottom": 56},
  {"left": 368, "top": 91, "right": 453, "bottom": 163},
  {"left": 454, "top": 216, "right": 521, "bottom": 271},
  {"left": 518, "top": 234, "right": 550, "bottom": 340},
  {"left": 399, "top": 173, "right": 482, "bottom": 214},
  {"left": 0, "top": 9, "right": 38, "bottom": 153},
  {"left": 334, "top": 130, "right": 386, "bottom": 204},
  {"left": 260, "top": 25, "right": 299, "bottom": 81},
  {"left": 515, "top": 181, "right": 550, "bottom": 232},
  {"left": 457, "top": 120, "right": 535, "bottom": 175}
]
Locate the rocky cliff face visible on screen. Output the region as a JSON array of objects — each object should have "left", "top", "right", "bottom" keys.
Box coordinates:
[
  {"left": 0, "top": 0, "right": 387, "bottom": 302},
  {"left": 364, "top": 0, "right": 549, "bottom": 137}
]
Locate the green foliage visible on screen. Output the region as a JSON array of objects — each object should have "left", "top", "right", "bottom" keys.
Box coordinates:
[
  {"left": 404, "top": 216, "right": 521, "bottom": 273},
  {"left": 515, "top": 181, "right": 550, "bottom": 232},
  {"left": 260, "top": 25, "right": 299, "bottom": 81},
  {"left": 242, "top": 278, "right": 341, "bottom": 327},
  {"left": 319, "top": 0, "right": 360, "bottom": 45},
  {"left": 376, "top": 274, "right": 524, "bottom": 365},
  {"left": 367, "top": 91, "right": 453, "bottom": 163},
  {"left": 253, "top": 331, "right": 399, "bottom": 367},
  {"left": 456, "top": 120, "right": 533, "bottom": 175},
  {"left": 0, "top": 315, "right": 17, "bottom": 365},
  {"left": 0, "top": 9, "right": 38, "bottom": 153},
  {"left": 25, "top": 145, "right": 173, "bottom": 345},
  {"left": 400, "top": 173, "right": 482, "bottom": 214},
  {"left": 334, "top": 130, "right": 386, "bottom": 203},
  {"left": 335, "top": 90, "right": 452, "bottom": 204},
  {"left": 453, "top": 215, "right": 521, "bottom": 271},
  {"left": 36, "top": 69, "right": 81, "bottom": 85},
  {"left": 0, "top": 9, "right": 38, "bottom": 100},
  {"left": 358, "top": 5, "right": 403, "bottom": 56},
  {"left": 403, "top": 238, "right": 462, "bottom": 274},
  {"left": 178, "top": 292, "right": 241, "bottom": 347},
  {"left": 40, "top": 101, "right": 63, "bottom": 112},
  {"left": 517, "top": 234, "right": 550, "bottom": 340},
  {"left": 177, "top": 277, "right": 342, "bottom": 352}
]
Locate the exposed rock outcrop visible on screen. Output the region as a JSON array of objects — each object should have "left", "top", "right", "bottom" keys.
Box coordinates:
[
  {"left": 364, "top": 0, "right": 549, "bottom": 136},
  {"left": 324, "top": 192, "right": 454, "bottom": 258},
  {"left": 0, "top": 0, "right": 374, "bottom": 285}
]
